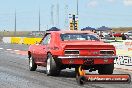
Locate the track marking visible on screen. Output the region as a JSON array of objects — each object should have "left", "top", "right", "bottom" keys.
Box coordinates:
[
  {"left": 6, "top": 49, "right": 12, "bottom": 51},
  {"left": 15, "top": 50, "right": 28, "bottom": 56},
  {"left": 0, "top": 48, "right": 3, "bottom": 50},
  {"left": 14, "top": 50, "right": 20, "bottom": 52}
]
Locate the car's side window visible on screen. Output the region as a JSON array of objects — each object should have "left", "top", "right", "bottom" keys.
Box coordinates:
[{"left": 41, "top": 34, "right": 51, "bottom": 45}]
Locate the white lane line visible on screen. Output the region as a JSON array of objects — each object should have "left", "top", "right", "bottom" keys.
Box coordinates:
[
  {"left": 14, "top": 50, "right": 20, "bottom": 52},
  {"left": 0, "top": 48, "right": 4, "bottom": 50},
  {"left": 6, "top": 49, "right": 12, "bottom": 51}
]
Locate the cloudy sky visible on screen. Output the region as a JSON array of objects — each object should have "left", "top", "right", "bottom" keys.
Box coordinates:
[{"left": 0, "top": 0, "right": 132, "bottom": 31}]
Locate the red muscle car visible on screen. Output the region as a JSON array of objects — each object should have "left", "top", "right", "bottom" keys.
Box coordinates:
[
  {"left": 28, "top": 30, "right": 117, "bottom": 76},
  {"left": 113, "top": 32, "right": 122, "bottom": 37}
]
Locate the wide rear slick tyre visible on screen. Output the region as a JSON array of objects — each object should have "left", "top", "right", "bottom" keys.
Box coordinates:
[
  {"left": 46, "top": 53, "right": 60, "bottom": 76},
  {"left": 29, "top": 56, "right": 37, "bottom": 71},
  {"left": 98, "top": 64, "right": 114, "bottom": 74}
]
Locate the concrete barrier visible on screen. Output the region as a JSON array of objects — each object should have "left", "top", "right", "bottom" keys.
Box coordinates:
[
  {"left": 110, "top": 40, "right": 132, "bottom": 56},
  {"left": 110, "top": 40, "right": 132, "bottom": 66},
  {"left": 11, "top": 37, "right": 21, "bottom": 44},
  {"left": 2, "top": 37, "right": 11, "bottom": 43},
  {"left": 23, "top": 38, "right": 42, "bottom": 45},
  {"left": 2, "top": 37, "right": 42, "bottom": 45}
]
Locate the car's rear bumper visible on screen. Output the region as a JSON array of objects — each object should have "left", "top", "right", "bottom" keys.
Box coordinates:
[
  {"left": 58, "top": 55, "right": 117, "bottom": 65},
  {"left": 58, "top": 55, "right": 118, "bottom": 59}
]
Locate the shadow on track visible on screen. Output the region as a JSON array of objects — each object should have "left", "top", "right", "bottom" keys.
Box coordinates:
[{"left": 36, "top": 69, "right": 76, "bottom": 78}]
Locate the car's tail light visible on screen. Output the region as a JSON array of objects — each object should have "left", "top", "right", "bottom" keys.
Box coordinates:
[
  {"left": 100, "top": 50, "right": 114, "bottom": 55},
  {"left": 65, "top": 50, "right": 79, "bottom": 55}
]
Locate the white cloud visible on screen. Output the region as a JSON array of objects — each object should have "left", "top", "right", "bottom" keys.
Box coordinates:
[
  {"left": 87, "top": 0, "right": 98, "bottom": 7},
  {"left": 124, "top": 0, "right": 132, "bottom": 6}
]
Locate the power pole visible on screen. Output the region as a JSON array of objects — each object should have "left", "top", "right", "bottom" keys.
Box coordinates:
[
  {"left": 39, "top": 9, "right": 40, "bottom": 31},
  {"left": 77, "top": 0, "right": 79, "bottom": 15},
  {"left": 51, "top": 5, "right": 54, "bottom": 27},
  {"left": 65, "top": 5, "right": 68, "bottom": 29},
  {"left": 14, "top": 10, "right": 16, "bottom": 36},
  {"left": 57, "top": 3, "right": 59, "bottom": 28}
]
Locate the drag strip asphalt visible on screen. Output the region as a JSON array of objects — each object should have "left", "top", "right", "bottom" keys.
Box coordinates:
[{"left": 0, "top": 43, "right": 132, "bottom": 88}]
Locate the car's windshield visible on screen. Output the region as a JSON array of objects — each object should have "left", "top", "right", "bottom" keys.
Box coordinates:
[{"left": 60, "top": 33, "right": 99, "bottom": 41}]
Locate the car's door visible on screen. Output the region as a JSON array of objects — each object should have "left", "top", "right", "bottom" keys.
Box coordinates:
[
  {"left": 31, "top": 44, "right": 40, "bottom": 62},
  {"left": 37, "top": 34, "right": 51, "bottom": 65}
]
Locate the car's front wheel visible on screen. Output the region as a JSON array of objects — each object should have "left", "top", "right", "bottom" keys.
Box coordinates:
[
  {"left": 29, "top": 56, "right": 37, "bottom": 71},
  {"left": 46, "top": 53, "right": 60, "bottom": 76}
]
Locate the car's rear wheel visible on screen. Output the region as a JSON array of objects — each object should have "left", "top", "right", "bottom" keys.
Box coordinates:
[
  {"left": 46, "top": 53, "right": 60, "bottom": 76},
  {"left": 29, "top": 56, "right": 37, "bottom": 71},
  {"left": 98, "top": 64, "right": 114, "bottom": 74}
]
